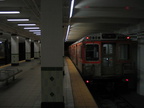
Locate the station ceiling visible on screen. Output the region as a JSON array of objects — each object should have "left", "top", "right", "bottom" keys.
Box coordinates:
[{"left": 0, "top": 0, "right": 144, "bottom": 43}]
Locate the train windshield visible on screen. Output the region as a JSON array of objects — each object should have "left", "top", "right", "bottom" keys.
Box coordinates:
[{"left": 85, "top": 44, "right": 99, "bottom": 61}]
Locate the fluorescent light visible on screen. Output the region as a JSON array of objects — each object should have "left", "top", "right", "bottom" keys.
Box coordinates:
[
  {"left": 24, "top": 27, "right": 40, "bottom": 29},
  {"left": 29, "top": 30, "right": 41, "bottom": 32},
  {"left": 70, "top": 0, "right": 75, "bottom": 18},
  {"left": 32, "top": 31, "right": 41, "bottom": 35},
  {"left": 35, "top": 34, "right": 41, "bottom": 36},
  {"left": 65, "top": 25, "right": 70, "bottom": 42},
  {"left": 34, "top": 33, "right": 41, "bottom": 35},
  {"left": 33, "top": 31, "right": 41, "bottom": 33},
  {"left": 18, "top": 24, "right": 36, "bottom": 26},
  {"left": 7, "top": 19, "right": 29, "bottom": 21},
  {"left": 0, "top": 11, "right": 20, "bottom": 14},
  {"left": 34, "top": 32, "right": 41, "bottom": 35}
]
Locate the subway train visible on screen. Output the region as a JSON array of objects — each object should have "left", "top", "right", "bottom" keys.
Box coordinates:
[{"left": 69, "top": 33, "right": 137, "bottom": 89}]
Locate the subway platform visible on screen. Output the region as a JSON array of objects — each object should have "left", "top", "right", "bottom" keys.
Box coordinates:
[
  {"left": 0, "top": 57, "right": 98, "bottom": 108},
  {"left": 0, "top": 57, "right": 144, "bottom": 108}
]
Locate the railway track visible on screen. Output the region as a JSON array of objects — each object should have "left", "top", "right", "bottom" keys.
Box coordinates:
[
  {"left": 95, "top": 93, "right": 134, "bottom": 108},
  {"left": 87, "top": 83, "right": 135, "bottom": 108}
]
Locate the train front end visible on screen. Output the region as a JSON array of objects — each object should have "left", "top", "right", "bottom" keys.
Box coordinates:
[{"left": 81, "top": 34, "right": 137, "bottom": 89}]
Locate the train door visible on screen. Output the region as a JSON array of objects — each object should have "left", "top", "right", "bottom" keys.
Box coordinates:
[{"left": 101, "top": 43, "right": 116, "bottom": 75}]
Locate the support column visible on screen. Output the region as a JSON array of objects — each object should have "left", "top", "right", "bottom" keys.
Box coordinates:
[
  {"left": 39, "top": 41, "right": 41, "bottom": 58},
  {"left": 34, "top": 40, "right": 40, "bottom": 59},
  {"left": 11, "top": 34, "right": 19, "bottom": 66},
  {"left": 137, "top": 38, "right": 144, "bottom": 95},
  {"left": 41, "top": 0, "right": 64, "bottom": 108},
  {"left": 25, "top": 38, "right": 31, "bottom": 61}
]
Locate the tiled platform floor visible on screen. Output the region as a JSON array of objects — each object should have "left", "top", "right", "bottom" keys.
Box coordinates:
[
  {"left": 0, "top": 58, "right": 75, "bottom": 108},
  {"left": 0, "top": 59, "right": 41, "bottom": 108}
]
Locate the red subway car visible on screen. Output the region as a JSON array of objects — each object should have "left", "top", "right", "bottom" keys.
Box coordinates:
[{"left": 69, "top": 33, "right": 137, "bottom": 88}]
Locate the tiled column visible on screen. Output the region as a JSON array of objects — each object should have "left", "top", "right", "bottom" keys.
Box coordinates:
[
  {"left": 11, "top": 34, "right": 19, "bottom": 66},
  {"left": 41, "top": 0, "right": 64, "bottom": 108},
  {"left": 34, "top": 40, "right": 40, "bottom": 59},
  {"left": 25, "top": 38, "right": 31, "bottom": 61}
]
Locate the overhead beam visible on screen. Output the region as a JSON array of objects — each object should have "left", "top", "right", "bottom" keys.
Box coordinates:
[
  {"left": 70, "top": 17, "right": 144, "bottom": 24},
  {"left": 73, "top": 8, "right": 144, "bottom": 19}
]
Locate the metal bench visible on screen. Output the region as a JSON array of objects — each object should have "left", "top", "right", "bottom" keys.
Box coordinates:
[{"left": 0, "top": 68, "right": 22, "bottom": 85}]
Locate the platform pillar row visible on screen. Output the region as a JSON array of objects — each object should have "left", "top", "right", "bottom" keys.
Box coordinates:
[
  {"left": 41, "top": 0, "right": 64, "bottom": 108},
  {"left": 25, "top": 38, "right": 31, "bottom": 61},
  {"left": 11, "top": 34, "right": 19, "bottom": 66},
  {"left": 34, "top": 40, "right": 40, "bottom": 59}
]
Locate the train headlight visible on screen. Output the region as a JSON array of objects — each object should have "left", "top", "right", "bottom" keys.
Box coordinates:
[
  {"left": 86, "top": 80, "right": 90, "bottom": 83},
  {"left": 125, "top": 79, "right": 129, "bottom": 82},
  {"left": 126, "top": 36, "right": 131, "bottom": 39},
  {"left": 122, "top": 78, "right": 129, "bottom": 82},
  {"left": 86, "top": 36, "right": 90, "bottom": 39}
]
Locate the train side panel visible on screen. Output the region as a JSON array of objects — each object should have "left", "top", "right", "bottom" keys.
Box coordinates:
[
  {"left": 76, "top": 43, "right": 83, "bottom": 73},
  {"left": 69, "top": 44, "right": 76, "bottom": 64}
]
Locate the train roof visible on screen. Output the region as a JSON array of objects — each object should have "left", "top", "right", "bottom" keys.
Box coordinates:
[{"left": 72, "top": 33, "right": 131, "bottom": 45}]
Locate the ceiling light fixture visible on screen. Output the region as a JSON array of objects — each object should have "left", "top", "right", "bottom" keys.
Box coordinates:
[
  {"left": 7, "top": 19, "right": 29, "bottom": 21},
  {"left": 24, "top": 27, "right": 40, "bottom": 29},
  {"left": 29, "top": 30, "right": 41, "bottom": 32},
  {"left": 65, "top": 25, "right": 70, "bottom": 42},
  {"left": 70, "top": 0, "right": 75, "bottom": 18},
  {"left": 33, "top": 31, "right": 41, "bottom": 33},
  {"left": 34, "top": 32, "right": 41, "bottom": 35},
  {"left": 35, "top": 34, "right": 41, "bottom": 36},
  {"left": 33, "top": 32, "right": 41, "bottom": 35},
  {"left": 18, "top": 24, "right": 36, "bottom": 26},
  {"left": 0, "top": 11, "right": 20, "bottom": 14}
]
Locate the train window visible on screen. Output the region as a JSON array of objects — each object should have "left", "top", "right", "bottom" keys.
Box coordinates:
[
  {"left": 119, "top": 44, "right": 129, "bottom": 60},
  {"left": 103, "top": 44, "right": 113, "bottom": 54},
  {"left": 102, "top": 44, "right": 115, "bottom": 67},
  {"left": 85, "top": 44, "right": 99, "bottom": 61}
]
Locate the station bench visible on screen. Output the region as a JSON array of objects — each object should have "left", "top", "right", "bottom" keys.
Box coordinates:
[{"left": 0, "top": 68, "right": 22, "bottom": 85}]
